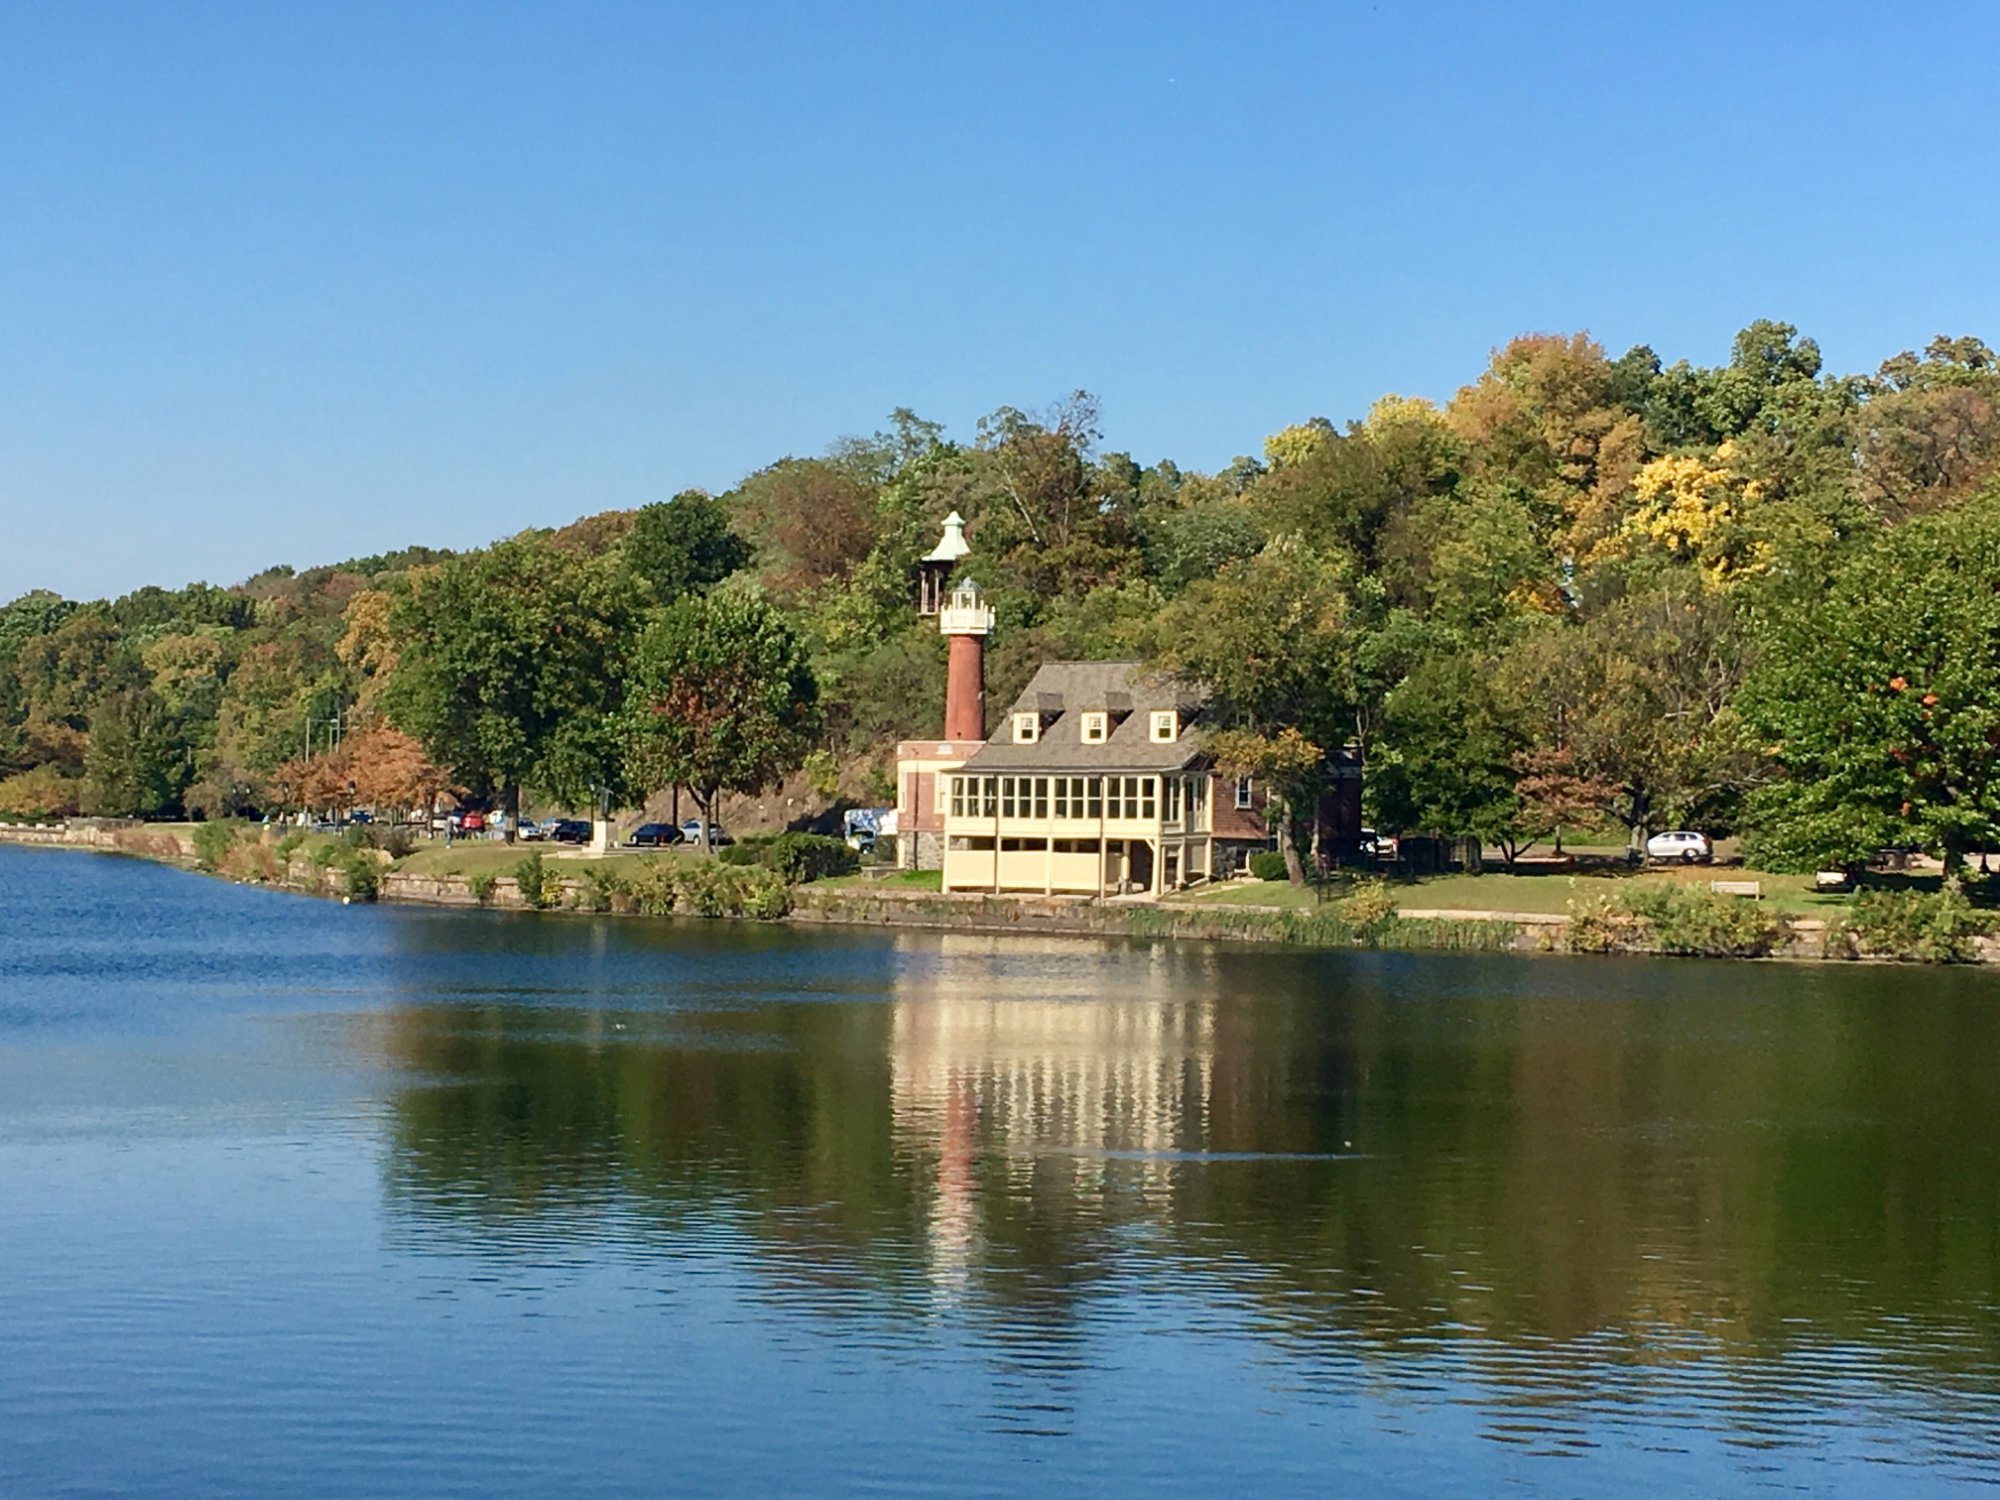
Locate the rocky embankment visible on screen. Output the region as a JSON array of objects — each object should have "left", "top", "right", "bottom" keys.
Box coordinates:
[{"left": 7, "top": 820, "right": 1998, "bottom": 964}]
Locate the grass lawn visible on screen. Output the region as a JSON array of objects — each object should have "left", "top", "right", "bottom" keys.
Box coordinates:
[
  {"left": 1170, "top": 865, "right": 1854, "bottom": 917},
  {"left": 814, "top": 868, "right": 943, "bottom": 891},
  {"left": 391, "top": 841, "right": 706, "bottom": 880}
]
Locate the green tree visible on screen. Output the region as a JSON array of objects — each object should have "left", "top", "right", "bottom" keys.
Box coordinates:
[
  {"left": 1740, "top": 490, "right": 2000, "bottom": 871},
  {"left": 1152, "top": 539, "right": 1364, "bottom": 883},
  {"left": 622, "top": 490, "right": 750, "bottom": 605},
  {"left": 385, "top": 534, "right": 642, "bottom": 835},
  {"left": 620, "top": 590, "right": 820, "bottom": 851},
  {"left": 81, "top": 690, "right": 188, "bottom": 818},
  {"left": 1368, "top": 653, "right": 1526, "bottom": 857},
  {"left": 1499, "top": 579, "right": 1752, "bottom": 853}
]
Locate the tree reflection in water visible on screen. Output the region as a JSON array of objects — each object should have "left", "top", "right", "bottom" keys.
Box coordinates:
[{"left": 367, "top": 915, "right": 2000, "bottom": 1466}]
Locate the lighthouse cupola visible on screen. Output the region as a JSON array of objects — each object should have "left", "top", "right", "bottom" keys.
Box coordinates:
[{"left": 916, "top": 511, "right": 971, "bottom": 617}]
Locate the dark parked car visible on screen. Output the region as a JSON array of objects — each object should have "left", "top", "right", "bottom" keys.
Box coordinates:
[
  {"left": 625, "top": 822, "right": 684, "bottom": 847},
  {"left": 548, "top": 819, "right": 592, "bottom": 845}
]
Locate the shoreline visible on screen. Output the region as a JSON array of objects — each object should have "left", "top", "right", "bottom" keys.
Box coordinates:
[{"left": 5, "top": 819, "right": 1997, "bottom": 967}]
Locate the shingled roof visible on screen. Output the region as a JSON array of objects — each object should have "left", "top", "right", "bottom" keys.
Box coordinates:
[{"left": 960, "top": 662, "right": 1211, "bottom": 772}]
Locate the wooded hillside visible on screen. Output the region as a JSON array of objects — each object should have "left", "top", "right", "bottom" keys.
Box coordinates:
[{"left": 7, "top": 321, "right": 1999, "bottom": 870}]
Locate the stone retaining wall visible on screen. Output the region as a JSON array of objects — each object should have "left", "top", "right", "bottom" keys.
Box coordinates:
[{"left": 10, "top": 821, "right": 2000, "bottom": 962}]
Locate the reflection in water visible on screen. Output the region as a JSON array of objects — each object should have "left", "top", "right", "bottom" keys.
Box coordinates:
[
  {"left": 890, "top": 935, "right": 1218, "bottom": 1296},
  {"left": 23, "top": 846, "right": 2000, "bottom": 1495},
  {"left": 365, "top": 915, "right": 2000, "bottom": 1483}
]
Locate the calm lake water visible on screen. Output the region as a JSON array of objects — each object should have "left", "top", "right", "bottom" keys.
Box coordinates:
[{"left": 4, "top": 846, "right": 1999, "bottom": 1497}]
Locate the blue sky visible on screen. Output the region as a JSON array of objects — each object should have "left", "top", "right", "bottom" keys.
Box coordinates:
[{"left": 3, "top": 1, "right": 1997, "bottom": 602}]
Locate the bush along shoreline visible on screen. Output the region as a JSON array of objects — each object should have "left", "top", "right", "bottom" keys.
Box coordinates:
[
  {"left": 6, "top": 820, "right": 2000, "bottom": 962},
  {"left": 1559, "top": 881, "right": 1998, "bottom": 964}
]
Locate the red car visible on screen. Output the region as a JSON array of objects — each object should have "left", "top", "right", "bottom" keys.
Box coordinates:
[{"left": 458, "top": 812, "right": 486, "bottom": 833}]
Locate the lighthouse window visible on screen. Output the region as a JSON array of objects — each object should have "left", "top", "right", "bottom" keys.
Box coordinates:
[
  {"left": 1081, "top": 712, "right": 1108, "bottom": 743},
  {"left": 1012, "top": 713, "right": 1039, "bottom": 744}
]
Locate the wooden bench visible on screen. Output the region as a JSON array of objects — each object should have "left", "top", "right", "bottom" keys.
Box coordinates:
[{"left": 1710, "top": 880, "right": 1762, "bottom": 900}]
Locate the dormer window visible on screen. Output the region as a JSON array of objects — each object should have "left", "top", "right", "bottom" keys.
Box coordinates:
[
  {"left": 1149, "top": 710, "right": 1178, "bottom": 743},
  {"left": 1081, "top": 712, "right": 1108, "bottom": 744},
  {"left": 1012, "top": 713, "right": 1040, "bottom": 744}
]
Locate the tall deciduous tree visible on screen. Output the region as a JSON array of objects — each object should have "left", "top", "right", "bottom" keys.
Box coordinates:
[
  {"left": 1152, "top": 539, "right": 1363, "bottom": 883},
  {"left": 623, "top": 490, "right": 750, "bottom": 605},
  {"left": 620, "top": 590, "right": 820, "bottom": 851},
  {"left": 1740, "top": 489, "right": 2000, "bottom": 871},
  {"left": 384, "top": 534, "right": 642, "bottom": 836},
  {"left": 1498, "top": 579, "right": 1752, "bottom": 852},
  {"left": 1367, "top": 653, "right": 1525, "bottom": 858}
]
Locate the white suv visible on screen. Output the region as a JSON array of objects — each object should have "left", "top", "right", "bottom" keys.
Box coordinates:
[{"left": 1645, "top": 830, "right": 1713, "bottom": 864}]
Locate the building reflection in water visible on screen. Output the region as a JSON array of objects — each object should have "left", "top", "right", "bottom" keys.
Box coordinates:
[
  {"left": 362, "top": 915, "right": 2000, "bottom": 1472},
  {"left": 886, "top": 934, "right": 1220, "bottom": 1297}
]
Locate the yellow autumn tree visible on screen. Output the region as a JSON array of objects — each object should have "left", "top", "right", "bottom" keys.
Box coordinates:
[
  {"left": 1619, "top": 441, "right": 1772, "bottom": 588},
  {"left": 1262, "top": 420, "right": 1334, "bottom": 470}
]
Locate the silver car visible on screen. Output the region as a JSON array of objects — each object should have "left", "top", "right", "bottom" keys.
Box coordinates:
[{"left": 1645, "top": 830, "right": 1713, "bottom": 864}]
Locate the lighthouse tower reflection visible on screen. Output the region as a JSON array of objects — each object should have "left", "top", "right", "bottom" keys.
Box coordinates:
[{"left": 886, "top": 935, "right": 1220, "bottom": 1294}]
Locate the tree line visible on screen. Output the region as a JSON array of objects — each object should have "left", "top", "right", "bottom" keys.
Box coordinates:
[{"left": 5, "top": 320, "right": 2000, "bottom": 871}]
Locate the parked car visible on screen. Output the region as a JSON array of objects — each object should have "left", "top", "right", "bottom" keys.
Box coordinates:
[
  {"left": 1360, "top": 828, "right": 1398, "bottom": 859},
  {"left": 515, "top": 819, "right": 545, "bottom": 841},
  {"left": 548, "top": 819, "right": 592, "bottom": 845},
  {"left": 626, "top": 822, "right": 684, "bottom": 847},
  {"left": 1645, "top": 830, "right": 1713, "bottom": 864},
  {"left": 679, "top": 819, "right": 732, "bottom": 847},
  {"left": 459, "top": 811, "right": 486, "bottom": 833}
]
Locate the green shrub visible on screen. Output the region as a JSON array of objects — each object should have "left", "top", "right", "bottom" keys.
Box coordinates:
[
  {"left": 576, "top": 866, "right": 628, "bottom": 913},
  {"left": 340, "top": 851, "right": 380, "bottom": 901},
  {"left": 677, "top": 862, "right": 731, "bottom": 917},
  {"left": 366, "top": 823, "right": 417, "bottom": 859},
  {"left": 764, "top": 832, "right": 858, "bottom": 883},
  {"left": 1565, "top": 882, "right": 1783, "bottom": 957},
  {"left": 311, "top": 840, "right": 344, "bottom": 869},
  {"left": 466, "top": 869, "right": 497, "bottom": 905},
  {"left": 1248, "top": 850, "right": 1289, "bottom": 881},
  {"left": 733, "top": 865, "right": 790, "bottom": 919},
  {"left": 511, "top": 851, "right": 559, "bottom": 910},
  {"left": 190, "top": 820, "right": 239, "bottom": 872},
  {"left": 1620, "top": 883, "right": 1783, "bottom": 956},
  {"left": 0, "top": 764, "right": 82, "bottom": 819},
  {"left": 275, "top": 829, "right": 306, "bottom": 861},
  {"left": 1838, "top": 887, "right": 1989, "bottom": 962},
  {"left": 1335, "top": 877, "right": 1397, "bottom": 940},
  {"left": 1563, "top": 890, "right": 1630, "bottom": 953},
  {"left": 628, "top": 858, "right": 680, "bottom": 916},
  {"left": 717, "top": 832, "right": 857, "bottom": 883}
]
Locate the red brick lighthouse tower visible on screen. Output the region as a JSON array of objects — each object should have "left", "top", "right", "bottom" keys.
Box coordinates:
[
  {"left": 895, "top": 514, "right": 994, "bottom": 869},
  {"left": 938, "top": 579, "right": 994, "bottom": 740}
]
